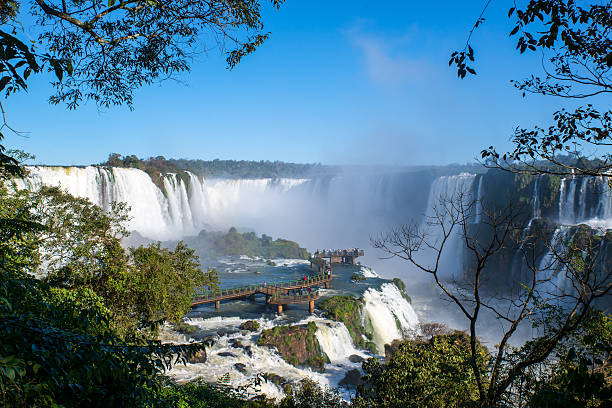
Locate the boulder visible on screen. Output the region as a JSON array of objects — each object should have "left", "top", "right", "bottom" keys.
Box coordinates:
[
  {"left": 188, "top": 349, "right": 207, "bottom": 364},
  {"left": 348, "top": 354, "right": 365, "bottom": 363},
  {"left": 239, "top": 320, "right": 260, "bottom": 331},
  {"left": 339, "top": 368, "right": 363, "bottom": 388}
]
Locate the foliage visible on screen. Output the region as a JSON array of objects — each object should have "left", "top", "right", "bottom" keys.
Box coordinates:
[
  {"left": 181, "top": 227, "right": 310, "bottom": 260},
  {"left": 155, "top": 378, "right": 272, "bottom": 408},
  {"left": 173, "top": 320, "right": 198, "bottom": 335},
  {"left": 278, "top": 378, "right": 346, "bottom": 408},
  {"left": 0, "top": 0, "right": 285, "bottom": 109},
  {"left": 354, "top": 332, "right": 489, "bottom": 408},
  {"left": 102, "top": 153, "right": 337, "bottom": 179},
  {"left": 0, "top": 240, "right": 206, "bottom": 407},
  {"left": 391, "top": 278, "right": 405, "bottom": 292},
  {"left": 525, "top": 309, "right": 612, "bottom": 408},
  {"left": 129, "top": 241, "right": 218, "bottom": 334},
  {"left": 351, "top": 273, "right": 365, "bottom": 282}
]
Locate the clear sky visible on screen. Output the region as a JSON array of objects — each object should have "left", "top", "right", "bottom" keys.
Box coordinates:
[{"left": 5, "top": 0, "right": 585, "bottom": 166}]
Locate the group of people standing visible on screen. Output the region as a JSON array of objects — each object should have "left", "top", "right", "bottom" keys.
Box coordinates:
[{"left": 314, "top": 248, "right": 360, "bottom": 256}]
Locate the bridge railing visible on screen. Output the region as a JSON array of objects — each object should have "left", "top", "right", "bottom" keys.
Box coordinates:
[
  {"left": 316, "top": 250, "right": 364, "bottom": 257},
  {"left": 270, "top": 291, "right": 320, "bottom": 303},
  {"left": 194, "top": 273, "right": 331, "bottom": 301}
]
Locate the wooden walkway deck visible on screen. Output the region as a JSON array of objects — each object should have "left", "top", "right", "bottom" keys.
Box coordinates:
[{"left": 191, "top": 273, "right": 331, "bottom": 314}]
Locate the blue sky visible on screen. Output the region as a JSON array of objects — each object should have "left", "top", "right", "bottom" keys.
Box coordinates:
[{"left": 5, "top": 0, "right": 581, "bottom": 166}]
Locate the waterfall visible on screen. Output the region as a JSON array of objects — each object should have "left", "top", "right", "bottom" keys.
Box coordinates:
[
  {"left": 314, "top": 321, "right": 364, "bottom": 364},
  {"left": 553, "top": 176, "right": 612, "bottom": 229},
  {"left": 16, "top": 166, "right": 440, "bottom": 262},
  {"left": 577, "top": 177, "right": 589, "bottom": 221},
  {"left": 537, "top": 226, "right": 573, "bottom": 297},
  {"left": 17, "top": 166, "right": 315, "bottom": 241},
  {"left": 474, "top": 175, "right": 485, "bottom": 223},
  {"left": 559, "top": 177, "right": 577, "bottom": 224},
  {"left": 362, "top": 283, "right": 419, "bottom": 353},
  {"left": 533, "top": 176, "right": 541, "bottom": 218},
  {"left": 421, "top": 173, "right": 476, "bottom": 281}
]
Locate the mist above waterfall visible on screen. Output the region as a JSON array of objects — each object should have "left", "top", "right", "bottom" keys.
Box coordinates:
[
  {"left": 17, "top": 164, "right": 612, "bottom": 317},
  {"left": 18, "top": 165, "right": 446, "bottom": 278}
]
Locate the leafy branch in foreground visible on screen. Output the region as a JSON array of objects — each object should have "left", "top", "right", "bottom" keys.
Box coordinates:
[{"left": 451, "top": 1, "right": 612, "bottom": 178}]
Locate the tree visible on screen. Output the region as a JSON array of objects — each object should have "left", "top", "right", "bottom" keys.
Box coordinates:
[
  {"left": 1, "top": 185, "right": 219, "bottom": 337},
  {"left": 2, "top": 0, "right": 285, "bottom": 109},
  {"left": 129, "top": 241, "right": 219, "bottom": 333},
  {"left": 354, "top": 331, "right": 489, "bottom": 408},
  {"left": 0, "top": 187, "right": 207, "bottom": 407},
  {"left": 372, "top": 192, "right": 612, "bottom": 407},
  {"left": 528, "top": 309, "right": 612, "bottom": 408},
  {"left": 451, "top": 0, "right": 612, "bottom": 178},
  {"left": 278, "top": 378, "right": 346, "bottom": 408}
]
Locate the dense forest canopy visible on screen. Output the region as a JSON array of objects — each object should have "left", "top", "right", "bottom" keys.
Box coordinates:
[
  {"left": 99, "top": 153, "right": 491, "bottom": 180},
  {"left": 168, "top": 227, "right": 310, "bottom": 260},
  {"left": 101, "top": 153, "right": 338, "bottom": 179}
]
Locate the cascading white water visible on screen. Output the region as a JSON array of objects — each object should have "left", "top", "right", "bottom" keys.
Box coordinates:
[
  {"left": 359, "top": 266, "right": 379, "bottom": 278},
  {"left": 172, "top": 314, "right": 372, "bottom": 401},
  {"left": 474, "top": 175, "right": 485, "bottom": 224},
  {"left": 17, "top": 166, "right": 314, "bottom": 240},
  {"left": 559, "top": 177, "right": 577, "bottom": 224},
  {"left": 537, "top": 226, "right": 573, "bottom": 297},
  {"left": 16, "top": 166, "right": 439, "bottom": 272},
  {"left": 533, "top": 175, "right": 541, "bottom": 218},
  {"left": 314, "top": 321, "right": 365, "bottom": 364},
  {"left": 555, "top": 176, "right": 612, "bottom": 229},
  {"left": 362, "top": 283, "right": 419, "bottom": 353},
  {"left": 420, "top": 173, "right": 476, "bottom": 281}
]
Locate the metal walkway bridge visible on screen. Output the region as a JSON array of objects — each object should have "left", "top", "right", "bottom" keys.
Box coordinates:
[{"left": 191, "top": 273, "right": 331, "bottom": 314}]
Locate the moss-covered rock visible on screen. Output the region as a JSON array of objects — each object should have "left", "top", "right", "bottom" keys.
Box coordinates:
[
  {"left": 318, "top": 296, "right": 375, "bottom": 352},
  {"left": 351, "top": 273, "right": 366, "bottom": 282},
  {"left": 173, "top": 321, "right": 198, "bottom": 335},
  {"left": 257, "top": 323, "right": 328, "bottom": 372},
  {"left": 239, "top": 320, "right": 260, "bottom": 331},
  {"left": 188, "top": 349, "right": 207, "bottom": 364},
  {"left": 392, "top": 278, "right": 405, "bottom": 292}
]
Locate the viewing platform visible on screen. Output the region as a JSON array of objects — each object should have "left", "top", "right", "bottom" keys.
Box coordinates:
[
  {"left": 191, "top": 273, "right": 331, "bottom": 314},
  {"left": 314, "top": 249, "right": 364, "bottom": 265}
]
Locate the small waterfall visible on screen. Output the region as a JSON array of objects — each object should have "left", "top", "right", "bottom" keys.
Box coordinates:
[
  {"left": 359, "top": 266, "right": 379, "bottom": 278},
  {"left": 537, "top": 226, "right": 573, "bottom": 297},
  {"left": 314, "top": 321, "right": 364, "bottom": 364},
  {"left": 559, "top": 177, "right": 577, "bottom": 224},
  {"left": 421, "top": 173, "right": 476, "bottom": 281},
  {"left": 362, "top": 283, "right": 419, "bottom": 353},
  {"left": 577, "top": 177, "right": 589, "bottom": 221},
  {"left": 474, "top": 175, "right": 485, "bottom": 223},
  {"left": 532, "top": 176, "right": 541, "bottom": 218}
]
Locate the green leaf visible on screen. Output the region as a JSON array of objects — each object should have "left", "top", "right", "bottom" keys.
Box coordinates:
[
  {"left": 51, "top": 59, "right": 63, "bottom": 82},
  {"left": 0, "top": 76, "right": 12, "bottom": 92}
]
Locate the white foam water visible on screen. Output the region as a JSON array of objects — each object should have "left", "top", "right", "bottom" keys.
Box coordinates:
[
  {"left": 362, "top": 283, "right": 419, "bottom": 353},
  {"left": 359, "top": 266, "right": 379, "bottom": 278},
  {"left": 169, "top": 314, "right": 370, "bottom": 401}
]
